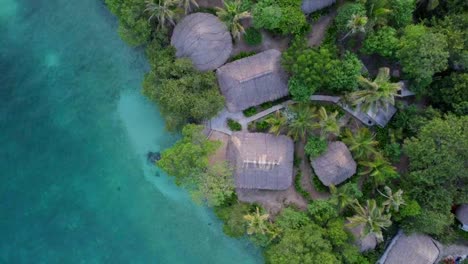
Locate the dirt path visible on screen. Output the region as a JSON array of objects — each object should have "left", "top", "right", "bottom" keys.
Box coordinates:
[
  {"left": 307, "top": 10, "right": 337, "bottom": 47},
  {"left": 231, "top": 29, "right": 291, "bottom": 57},
  {"left": 296, "top": 141, "right": 330, "bottom": 200}
]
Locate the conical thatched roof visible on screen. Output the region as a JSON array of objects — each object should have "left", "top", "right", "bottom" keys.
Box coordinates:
[
  {"left": 217, "top": 49, "right": 289, "bottom": 113},
  {"left": 348, "top": 224, "right": 377, "bottom": 252},
  {"left": 227, "top": 132, "right": 294, "bottom": 190},
  {"left": 311, "top": 141, "right": 356, "bottom": 186},
  {"left": 378, "top": 231, "right": 440, "bottom": 264},
  {"left": 171, "top": 13, "right": 232, "bottom": 71},
  {"left": 301, "top": 0, "right": 336, "bottom": 14},
  {"left": 456, "top": 204, "right": 468, "bottom": 225}
]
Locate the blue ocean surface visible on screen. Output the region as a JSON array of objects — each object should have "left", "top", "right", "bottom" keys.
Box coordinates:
[{"left": 0, "top": 0, "right": 262, "bottom": 263}]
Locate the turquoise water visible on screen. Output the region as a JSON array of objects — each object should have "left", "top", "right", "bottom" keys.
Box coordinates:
[{"left": 0, "top": 0, "right": 262, "bottom": 263}]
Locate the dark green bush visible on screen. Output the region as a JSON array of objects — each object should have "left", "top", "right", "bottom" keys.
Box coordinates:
[
  {"left": 243, "top": 107, "right": 258, "bottom": 117},
  {"left": 244, "top": 28, "right": 263, "bottom": 46},
  {"left": 255, "top": 120, "right": 270, "bottom": 132},
  {"left": 305, "top": 136, "right": 328, "bottom": 158},
  {"left": 227, "top": 119, "right": 242, "bottom": 131},
  {"left": 312, "top": 172, "right": 329, "bottom": 192},
  {"left": 294, "top": 172, "right": 311, "bottom": 201},
  {"left": 230, "top": 51, "right": 257, "bottom": 62}
]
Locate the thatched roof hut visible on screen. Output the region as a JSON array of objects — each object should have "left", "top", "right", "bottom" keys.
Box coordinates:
[
  {"left": 348, "top": 224, "right": 377, "bottom": 252},
  {"left": 341, "top": 103, "right": 397, "bottom": 128},
  {"left": 311, "top": 141, "right": 356, "bottom": 186},
  {"left": 217, "top": 49, "right": 289, "bottom": 113},
  {"left": 171, "top": 13, "right": 232, "bottom": 71},
  {"left": 301, "top": 0, "right": 336, "bottom": 14},
  {"left": 227, "top": 132, "right": 294, "bottom": 190},
  {"left": 456, "top": 204, "right": 468, "bottom": 231},
  {"left": 378, "top": 231, "right": 440, "bottom": 264}
]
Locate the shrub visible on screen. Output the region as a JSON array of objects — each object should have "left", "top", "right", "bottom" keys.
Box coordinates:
[
  {"left": 363, "top": 26, "right": 399, "bottom": 58},
  {"left": 230, "top": 51, "right": 256, "bottom": 62},
  {"left": 312, "top": 173, "right": 329, "bottom": 192},
  {"left": 243, "top": 107, "right": 257, "bottom": 117},
  {"left": 244, "top": 27, "right": 263, "bottom": 46},
  {"left": 334, "top": 3, "right": 366, "bottom": 33},
  {"left": 255, "top": 120, "right": 270, "bottom": 132},
  {"left": 305, "top": 136, "right": 328, "bottom": 158},
  {"left": 227, "top": 119, "right": 242, "bottom": 131},
  {"left": 294, "top": 172, "right": 311, "bottom": 201},
  {"left": 389, "top": 0, "right": 415, "bottom": 28},
  {"left": 252, "top": 0, "right": 308, "bottom": 35},
  {"left": 288, "top": 77, "right": 315, "bottom": 102}
]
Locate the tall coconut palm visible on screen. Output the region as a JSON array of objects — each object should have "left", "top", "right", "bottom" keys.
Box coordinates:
[
  {"left": 265, "top": 111, "right": 287, "bottom": 136},
  {"left": 347, "top": 199, "right": 392, "bottom": 242},
  {"left": 359, "top": 156, "right": 398, "bottom": 186},
  {"left": 329, "top": 184, "right": 359, "bottom": 212},
  {"left": 177, "top": 0, "right": 198, "bottom": 14},
  {"left": 348, "top": 67, "right": 402, "bottom": 113},
  {"left": 287, "top": 103, "right": 317, "bottom": 142},
  {"left": 145, "top": 0, "right": 178, "bottom": 29},
  {"left": 216, "top": 0, "right": 251, "bottom": 40},
  {"left": 378, "top": 186, "right": 405, "bottom": 213},
  {"left": 341, "top": 14, "right": 368, "bottom": 40},
  {"left": 342, "top": 128, "right": 379, "bottom": 160},
  {"left": 313, "top": 106, "right": 341, "bottom": 139},
  {"left": 243, "top": 207, "right": 270, "bottom": 235}
]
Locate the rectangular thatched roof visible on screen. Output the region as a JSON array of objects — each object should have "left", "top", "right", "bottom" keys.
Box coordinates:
[
  {"left": 216, "top": 49, "right": 289, "bottom": 113},
  {"left": 302, "top": 0, "right": 336, "bottom": 14},
  {"left": 311, "top": 141, "right": 357, "bottom": 186},
  {"left": 378, "top": 231, "right": 440, "bottom": 264},
  {"left": 366, "top": 104, "right": 397, "bottom": 128},
  {"left": 227, "top": 132, "right": 294, "bottom": 190}
]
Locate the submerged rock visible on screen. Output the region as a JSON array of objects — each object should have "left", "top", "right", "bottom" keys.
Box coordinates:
[{"left": 147, "top": 151, "right": 161, "bottom": 164}]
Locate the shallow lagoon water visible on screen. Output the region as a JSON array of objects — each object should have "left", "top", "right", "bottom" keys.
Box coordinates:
[{"left": 0, "top": 1, "right": 262, "bottom": 263}]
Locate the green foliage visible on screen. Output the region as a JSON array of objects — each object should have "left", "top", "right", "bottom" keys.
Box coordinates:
[
  {"left": 334, "top": 3, "right": 366, "bottom": 33},
  {"left": 252, "top": 0, "right": 308, "bottom": 35},
  {"left": 294, "top": 172, "right": 311, "bottom": 200},
  {"left": 275, "top": 207, "right": 310, "bottom": 230},
  {"left": 305, "top": 136, "right": 328, "bottom": 158},
  {"left": 342, "top": 128, "right": 379, "bottom": 161},
  {"left": 395, "top": 199, "right": 421, "bottom": 221},
  {"left": 396, "top": 24, "right": 449, "bottom": 92},
  {"left": 312, "top": 173, "right": 329, "bottom": 192},
  {"left": 329, "top": 183, "right": 363, "bottom": 212},
  {"left": 230, "top": 51, "right": 257, "bottom": 62},
  {"left": 191, "top": 162, "right": 235, "bottom": 206},
  {"left": 142, "top": 43, "right": 224, "bottom": 130},
  {"left": 362, "top": 26, "right": 399, "bottom": 58},
  {"left": 388, "top": 0, "right": 415, "bottom": 28},
  {"left": 216, "top": 0, "right": 251, "bottom": 40},
  {"left": 243, "top": 107, "right": 257, "bottom": 117},
  {"left": 347, "top": 199, "right": 392, "bottom": 242},
  {"left": 215, "top": 199, "right": 253, "bottom": 237},
  {"left": 283, "top": 46, "right": 362, "bottom": 96},
  {"left": 286, "top": 103, "right": 317, "bottom": 141},
  {"left": 401, "top": 115, "right": 468, "bottom": 235},
  {"left": 288, "top": 77, "right": 315, "bottom": 102},
  {"left": 390, "top": 104, "right": 441, "bottom": 138},
  {"left": 105, "top": 0, "right": 151, "bottom": 46},
  {"left": 255, "top": 120, "right": 270, "bottom": 132},
  {"left": 227, "top": 118, "right": 242, "bottom": 131},
  {"left": 308, "top": 200, "right": 338, "bottom": 226},
  {"left": 359, "top": 156, "right": 398, "bottom": 187},
  {"left": 244, "top": 27, "right": 263, "bottom": 46},
  {"left": 428, "top": 72, "right": 468, "bottom": 115},
  {"left": 157, "top": 124, "right": 220, "bottom": 185}
]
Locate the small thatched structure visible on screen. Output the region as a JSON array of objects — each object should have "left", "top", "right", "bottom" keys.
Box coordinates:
[
  {"left": 227, "top": 132, "right": 294, "bottom": 190},
  {"left": 171, "top": 13, "right": 232, "bottom": 71},
  {"left": 378, "top": 231, "right": 440, "bottom": 264},
  {"left": 217, "top": 49, "right": 289, "bottom": 112},
  {"left": 348, "top": 224, "right": 377, "bottom": 252},
  {"left": 301, "top": 0, "right": 336, "bottom": 14},
  {"left": 456, "top": 204, "right": 468, "bottom": 231},
  {"left": 311, "top": 141, "right": 356, "bottom": 186},
  {"left": 342, "top": 103, "right": 397, "bottom": 128}
]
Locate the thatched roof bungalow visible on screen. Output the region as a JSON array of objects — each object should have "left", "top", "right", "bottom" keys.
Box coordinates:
[
  {"left": 217, "top": 49, "right": 289, "bottom": 113},
  {"left": 378, "top": 231, "right": 440, "bottom": 264},
  {"left": 227, "top": 132, "right": 294, "bottom": 190},
  {"left": 456, "top": 204, "right": 468, "bottom": 231},
  {"left": 171, "top": 13, "right": 232, "bottom": 71},
  {"left": 311, "top": 141, "right": 357, "bottom": 186},
  {"left": 302, "top": 0, "right": 336, "bottom": 14}
]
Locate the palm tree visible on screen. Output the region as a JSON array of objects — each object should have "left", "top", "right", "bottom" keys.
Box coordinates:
[
  {"left": 378, "top": 186, "right": 405, "bottom": 213},
  {"left": 265, "top": 111, "right": 287, "bottom": 136},
  {"left": 366, "top": 0, "right": 392, "bottom": 27},
  {"left": 347, "top": 199, "right": 392, "bottom": 242},
  {"left": 341, "top": 14, "right": 368, "bottom": 40},
  {"left": 342, "top": 128, "right": 379, "bottom": 160},
  {"left": 286, "top": 103, "right": 317, "bottom": 142},
  {"left": 145, "top": 0, "right": 178, "bottom": 29},
  {"left": 177, "top": 0, "right": 198, "bottom": 14},
  {"left": 329, "top": 184, "right": 359, "bottom": 212},
  {"left": 359, "top": 156, "right": 398, "bottom": 186},
  {"left": 313, "top": 106, "right": 341, "bottom": 139},
  {"left": 243, "top": 207, "right": 270, "bottom": 235},
  {"left": 348, "top": 67, "right": 402, "bottom": 113},
  {"left": 216, "top": 0, "right": 251, "bottom": 40}
]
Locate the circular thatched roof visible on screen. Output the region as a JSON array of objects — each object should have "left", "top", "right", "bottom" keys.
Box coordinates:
[{"left": 171, "top": 13, "right": 233, "bottom": 71}]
